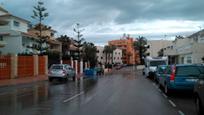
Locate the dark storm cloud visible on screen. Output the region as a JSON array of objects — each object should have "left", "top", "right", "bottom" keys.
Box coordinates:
[
  {"left": 4, "top": 0, "right": 204, "bottom": 26},
  {"left": 2, "top": 0, "right": 204, "bottom": 45}
]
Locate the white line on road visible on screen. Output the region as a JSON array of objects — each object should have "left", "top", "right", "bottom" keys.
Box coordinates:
[
  {"left": 63, "top": 91, "right": 84, "bottom": 103},
  {"left": 178, "top": 110, "right": 185, "bottom": 115},
  {"left": 162, "top": 93, "right": 168, "bottom": 98},
  {"left": 168, "top": 99, "right": 176, "bottom": 107}
]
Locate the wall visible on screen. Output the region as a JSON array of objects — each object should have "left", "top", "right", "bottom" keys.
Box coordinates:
[
  {"left": 0, "top": 32, "right": 22, "bottom": 54},
  {"left": 96, "top": 46, "right": 105, "bottom": 64},
  {"left": 113, "top": 49, "right": 123, "bottom": 64},
  {"left": 10, "top": 18, "right": 28, "bottom": 33},
  {"left": 147, "top": 40, "right": 172, "bottom": 57},
  {"left": 0, "top": 10, "right": 7, "bottom": 15},
  {"left": 0, "top": 55, "right": 47, "bottom": 80}
]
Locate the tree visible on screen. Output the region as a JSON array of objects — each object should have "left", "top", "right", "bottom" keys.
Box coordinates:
[
  {"left": 31, "top": 1, "right": 49, "bottom": 54},
  {"left": 158, "top": 48, "right": 164, "bottom": 57},
  {"left": 73, "top": 23, "right": 85, "bottom": 60},
  {"left": 57, "top": 35, "right": 72, "bottom": 58},
  {"left": 134, "top": 36, "right": 148, "bottom": 64},
  {"left": 82, "top": 42, "right": 97, "bottom": 68}
]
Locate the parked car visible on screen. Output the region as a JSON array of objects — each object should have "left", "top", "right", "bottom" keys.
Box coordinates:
[
  {"left": 48, "top": 64, "right": 76, "bottom": 82},
  {"left": 95, "top": 67, "right": 104, "bottom": 75},
  {"left": 155, "top": 65, "right": 167, "bottom": 83},
  {"left": 159, "top": 64, "right": 204, "bottom": 95},
  {"left": 194, "top": 67, "right": 204, "bottom": 115}
]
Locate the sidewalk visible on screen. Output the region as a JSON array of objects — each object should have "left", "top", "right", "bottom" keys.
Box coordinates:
[{"left": 0, "top": 75, "right": 48, "bottom": 87}]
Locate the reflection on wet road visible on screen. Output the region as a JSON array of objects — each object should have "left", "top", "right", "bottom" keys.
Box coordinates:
[{"left": 0, "top": 67, "right": 196, "bottom": 115}]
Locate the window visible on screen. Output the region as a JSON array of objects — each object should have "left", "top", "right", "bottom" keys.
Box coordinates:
[
  {"left": 0, "top": 36, "right": 3, "bottom": 41},
  {"left": 150, "top": 61, "right": 166, "bottom": 66},
  {"left": 13, "top": 21, "right": 20, "bottom": 27},
  {"left": 50, "top": 32, "right": 54, "bottom": 37},
  {"left": 101, "top": 57, "right": 103, "bottom": 59},
  {"left": 186, "top": 56, "right": 192, "bottom": 63}
]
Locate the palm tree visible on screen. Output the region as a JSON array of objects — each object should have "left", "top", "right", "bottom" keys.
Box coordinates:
[{"left": 134, "top": 36, "right": 148, "bottom": 64}]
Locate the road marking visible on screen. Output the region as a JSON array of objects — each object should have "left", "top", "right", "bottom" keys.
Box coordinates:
[
  {"left": 168, "top": 99, "right": 176, "bottom": 107},
  {"left": 158, "top": 89, "right": 162, "bottom": 92},
  {"left": 178, "top": 110, "right": 185, "bottom": 115},
  {"left": 63, "top": 91, "right": 84, "bottom": 103},
  {"left": 162, "top": 93, "right": 168, "bottom": 98}
]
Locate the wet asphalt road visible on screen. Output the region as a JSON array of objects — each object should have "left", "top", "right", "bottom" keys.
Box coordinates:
[{"left": 0, "top": 67, "right": 197, "bottom": 115}]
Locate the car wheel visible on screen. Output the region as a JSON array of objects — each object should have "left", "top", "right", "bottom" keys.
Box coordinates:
[
  {"left": 196, "top": 95, "right": 203, "bottom": 115},
  {"left": 49, "top": 78, "right": 53, "bottom": 82},
  {"left": 64, "top": 78, "right": 68, "bottom": 82},
  {"left": 72, "top": 76, "right": 75, "bottom": 81}
]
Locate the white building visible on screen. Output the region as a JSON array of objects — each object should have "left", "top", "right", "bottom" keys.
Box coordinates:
[
  {"left": 0, "top": 6, "right": 61, "bottom": 55},
  {"left": 96, "top": 46, "right": 123, "bottom": 65},
  {"left": 0, "top": 6, "right": 42, "bottom": 54},
  {"left": 112, "top": 48, "right": 123, "bottom": 64},
  {"left": 163, "top": 32, "right": 204, "bottom": 64},
  {"left": 147, "top": 40, "right": 172, "bottom": 57}
]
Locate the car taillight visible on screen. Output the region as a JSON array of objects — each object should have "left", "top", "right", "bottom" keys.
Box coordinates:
[{"left": 170, "top": 66, "right": 176, "bottom": 81}]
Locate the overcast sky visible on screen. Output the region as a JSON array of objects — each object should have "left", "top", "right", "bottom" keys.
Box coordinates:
[{"left": 2, "top": 0, "right": 204, "bottom": 45}]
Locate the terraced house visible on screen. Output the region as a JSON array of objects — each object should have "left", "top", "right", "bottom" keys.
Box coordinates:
[{"left": 163, "top": 30, "right": 204, "bottom": 64}]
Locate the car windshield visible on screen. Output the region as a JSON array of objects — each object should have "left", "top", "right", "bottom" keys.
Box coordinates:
[
  {"left": 51, "top": 65, "right": 63, "bottom": 69},
  {"left": 150, "top": 61, "right": 166, "bottom": 66}
]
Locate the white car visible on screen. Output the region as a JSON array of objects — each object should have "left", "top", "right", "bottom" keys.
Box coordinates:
[{"left": 48, "top": 64, "right": 76, "bottom": 82}]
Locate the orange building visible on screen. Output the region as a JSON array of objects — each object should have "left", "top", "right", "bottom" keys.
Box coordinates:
[{"left": 108, "top": 35, "right": 140, "bottom": 65}]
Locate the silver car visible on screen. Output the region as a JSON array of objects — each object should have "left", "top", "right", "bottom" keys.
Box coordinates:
[{"left": 48, "top": 64, "right": 76, "bottom": 82}]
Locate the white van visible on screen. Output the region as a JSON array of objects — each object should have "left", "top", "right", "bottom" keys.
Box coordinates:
[{"left": 143, "top": 56, "right": 168, "bottom": 78}]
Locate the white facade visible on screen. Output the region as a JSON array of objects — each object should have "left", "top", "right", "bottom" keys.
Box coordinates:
[
  {"left": 112, "top": 49, "right": 123, "bottom": 64},
  {"left": 147, "top": 40, "right": 172, "bottom": 57},
  {"left": 96, "top": 46, "right": 123, "bottom": 65},
  {"left": 0, "top": 7, "right": 39, "bottom": 54},
  {"left": 163, "top": 31, "right": 204, "bottom": 64}
]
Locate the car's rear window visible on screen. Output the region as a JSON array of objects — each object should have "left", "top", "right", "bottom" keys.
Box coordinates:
[
  {"left": 176, "top": 66, "right": 200, "bottom": 76},
  {"left": 51, "top": 65, "right": 63, "bottom": 69}
]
